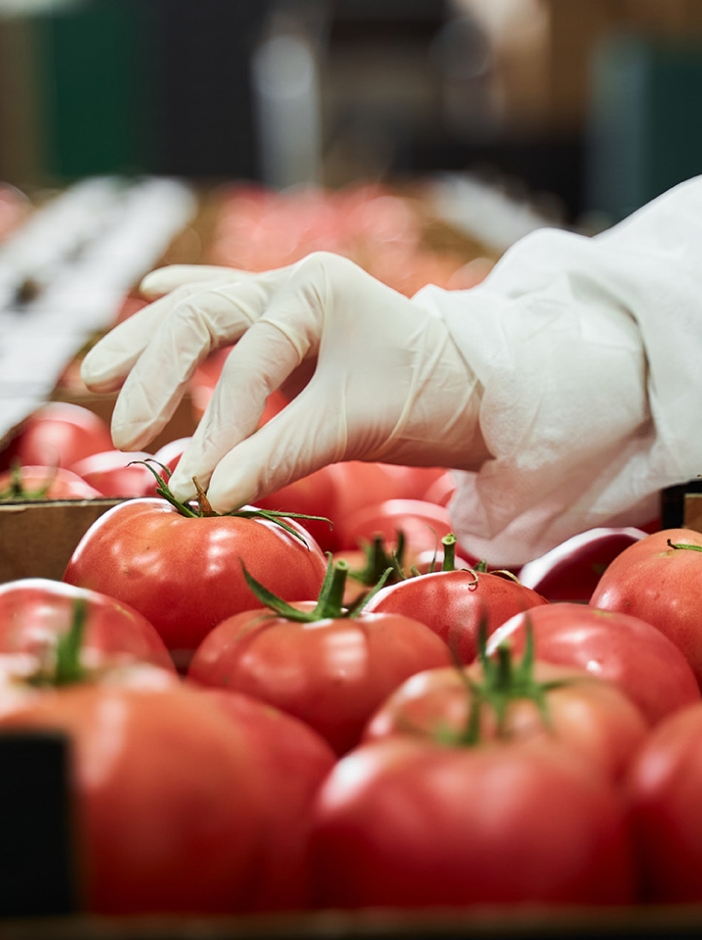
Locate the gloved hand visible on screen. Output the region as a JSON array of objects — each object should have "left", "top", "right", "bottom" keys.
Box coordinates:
[{"left": 81, "top": 252, "right": 490, "bottom": 511}]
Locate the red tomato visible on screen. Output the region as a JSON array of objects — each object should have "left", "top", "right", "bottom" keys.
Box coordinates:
[
  {"left": 590, "top": 528, "right": 702, "bottom": 683},
  {"left": 365, "top": 568, "right": 547, "bottom": 663},
  {"left": 625, "top": 702, "right": 702, "bottom": 902},
  {"left": 62, "top": 498, "right": 328, "bottom": 669},
  {"left": 8, "top": 402, "right": 113, "bottom": 470},
  {"left": 0, "top": 578, "right": 175, "bottom": 673},
  {"left": 255, "top": 467, "right": 339, "bottom": 553},
  {"left": 188, "top": 603, "right": 452, "bottom": 755},
  {"left": 337, "top": 497, "right": 456, "bottom": 559},
  {"left": 152, "top": 437, "right": 191, "bottom": 475},
  {"left": 488, "top": 603, "right": 701, "bottom": 725},
  {"left": 309, "top": 735, "right": 635, "bottom": 908},
  {"left": 421, "top": 469, "right": 457, "bottom": 507},
  {"left": 69, "top": 450, "right": 156, "bottom": 498},
  {"left": 205, "top": 689, "right": 336, "bottom": 911},
  {"left": 0, "top": 465, "right": 103, "bottom": 500},
  {"left": 328, "top": 463, "right": 445, "bottom": 525},
  {"left": 363, "top": 662, "right": 648, "bottom": 785},
  {"left": 517, "top": 526, "right": 649, "bottom": 603},
  {"left": 0, "top": 684, "right": 266, "bottom": 914}
]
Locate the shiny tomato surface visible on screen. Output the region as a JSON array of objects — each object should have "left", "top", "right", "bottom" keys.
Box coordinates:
[
  {"left": 0, "top": 684, "right": 266, "bottom": 914},
  {"left": 365, "top": 568, "right": 547, "bottom": 663},
  {"left": 0, "top": 578, "right": 174, "bottom": 672},
  {"left": 189, "top": 605, "right": 452, "bottom": 755},
  {"left": 63, "top": 498, "right": 328, "bottom": 666}
]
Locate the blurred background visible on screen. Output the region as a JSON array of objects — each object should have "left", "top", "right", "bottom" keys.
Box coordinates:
[
  {"left": 3, "top": 0, "right": 702, "bottom": 446},
  {"left": 1, "top": 0, "right": 702, "bottom": 226}
]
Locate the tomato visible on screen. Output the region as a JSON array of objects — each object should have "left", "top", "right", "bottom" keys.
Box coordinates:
[
  {"left": 188, "top": 600, "right": 452, "bottom": 756},
  {"left": 421, "top": 469, "right": 457, "bottom": 507},
  {"left": 590, "top": 528, "right": 702, "bottom": 683},
  {"left": 69, "top": 450, "right": 157, "bottom": 498},
  {"left": 0, "top": 578, "right": 175, "bottom": 674},
  {"left": 309, "top": 735, "right": 635, "bottom": 908},
  {"left": 62, "top": 497, "right": 328, "bottom": 669},
  {"left": 204, "top": 689, "right": 336, "bottom": 910},
  {"left": 365, "top": 567, "right": 547, "bottom": 663},
  {"left": 488, "top": 603, "right": 700, "bottom": 725},
  {"left": 336, "top": 497, "right": 457, "bottom": 560},
  {"left": 624, "top": 702, "right": 702, "bottom": 902},
  {"left": 328, "top": 463, "right": 446, "bottom": 526},
  {"left": 7, "top": 402, "right": 113, "bottom": 470},
  {"left": 152, "top": 437, "right": 191, "bottom": 475},
  {"left": 255, "top": 467, "right": 339, "bottom": 553},
  {"left": 517, "top": 526, "right": 649, "bottom": 603},
  {"left": 0, "top": 683, "right": 267, "bottom": 914},
  {"left": 0, "top": 465, "right": 103, "bottom": 500},
  {"left": 363, "top": 661, "right": 648, "bottom": 785}
]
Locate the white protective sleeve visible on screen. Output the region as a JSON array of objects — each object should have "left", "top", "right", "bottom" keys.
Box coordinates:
[{"left": 413, "top": 175, "right": 702, "bottom": 566}]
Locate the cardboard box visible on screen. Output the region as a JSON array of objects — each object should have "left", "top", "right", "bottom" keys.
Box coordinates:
[{"left": 0, "top": 498, "right": 122, "bottom": 583}]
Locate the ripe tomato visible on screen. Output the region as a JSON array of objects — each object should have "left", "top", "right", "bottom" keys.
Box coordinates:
[
  {"left": 0, "top": 465, "right": 103, "bottom": 500},
  {"left": 337, "top": 497, "right": 456, "bottom": 559},
  {"left": 421, "top": 470, "right": 457, "bottom": 507},
  {"left": 152, "top": 437, "right": 191, "bottom": 475},
  {"left": 0, "top": 684, "right": 267, "bottom": 914},
  {"left": 590, "top": 528, "right": 702, "bottom": 683},
  {"left": 188, "top": 600, "right": 452, "bottom": 755},
  {"left": 0, "top": 578, "right": 174, "bottom": 673},
  {"left": 204, "top": 689, "right": 336, "bottom": 911},
  {"left": 625, "top": 702, "right": 702, "bottom": 902},
  {"left": 7, "top": 402, "right": 113, "bottom": 470},
  {"left": 363, "top": 661, "right": 648, "bottom": 786},
  {"left": 488, "top": 603, "right": 700, "bottom": 725},
  {"left": 62, "top": 498, "right": 328, "bottom": 668},
  {"left": 328, "top": 463, "right": 446, "bottom": 527},
  {"left": 309, "top": 735, "right": 635, "bottom": 908},
  {"left": 69, "top": 450, "right": 156, "bottom": 498},
  {"left": 517, "top": 526, "right": 649, "bottom": 603},
  {"left": 365, "top": 567, "right": 547, "bottom": 663}
]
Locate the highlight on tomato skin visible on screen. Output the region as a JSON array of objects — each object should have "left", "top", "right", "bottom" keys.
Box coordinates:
[
  {"left": 488, "top": 602, "right": 701, "bottom": 726},
  {"left": 308, "top": 732, "right": 637, "bottom": 909},
  {"left": 590, "top": 528, "right": 702, "bottom": 686},
  {"left": 0, "top": 682, "right": 270, "bottom": 915},
  {"left": 62, "top": 495, "right": 329, "bottom": 669}
]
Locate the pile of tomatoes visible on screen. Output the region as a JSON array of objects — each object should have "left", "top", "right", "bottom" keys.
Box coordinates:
[{"left": 4, "top": 401, "right": 702, "bottom": 919}]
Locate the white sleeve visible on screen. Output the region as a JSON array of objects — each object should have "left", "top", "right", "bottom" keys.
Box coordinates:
[{"left": 413, "top": 175, "right": 702, "bottom": 566}]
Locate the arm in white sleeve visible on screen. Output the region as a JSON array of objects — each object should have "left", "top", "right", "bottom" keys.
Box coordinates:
[{"left": 414, "top": 175, "right": 702, "bottom": 565}]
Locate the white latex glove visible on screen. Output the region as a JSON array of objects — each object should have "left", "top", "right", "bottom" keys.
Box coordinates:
[{"left": 81, "top": 252, "right": 489, "bottom": 510}]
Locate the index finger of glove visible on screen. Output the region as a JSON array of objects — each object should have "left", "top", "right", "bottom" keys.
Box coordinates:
[
  {"left": 140, "top": 264, "right": 259, "bottom": 299},
  {"left": 107, "top": 274, "right": 296, "bottom": 451}
]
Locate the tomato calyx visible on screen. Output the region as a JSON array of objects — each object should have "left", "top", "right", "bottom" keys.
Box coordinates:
[
  {"left": 348, "top": 530, "right": 407, "bottom": 587},
  {"left": 0, "top": 460, "right": 55, "bottom": 501},
  {"left": 137, "top": 459, "right": 332, "bottom": 544},
  {"left": 241, "top": 555, "right": 394, "bottom": 623},
  {"left": 444, "top": 622, "right": 571, "bottom": 747}
]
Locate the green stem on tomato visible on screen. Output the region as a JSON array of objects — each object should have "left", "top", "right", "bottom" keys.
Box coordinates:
[
  {"left": 135, "top": 459, "right": 332, "bottom": 543},
  {"left": 667, "top": 539, "right": 702, "bottom": 553},
  {"left": 241, "top": 555, "right": 394, "bottom": 623}
]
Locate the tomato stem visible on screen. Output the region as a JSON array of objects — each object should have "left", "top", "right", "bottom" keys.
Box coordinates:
[
  {"left": 667, "top": 539, "right": 702, "bottom": 553},
  {"left": 135, "top": 459, "right": 331, "bottom": 542},
  {"left": 240, "top": 555, "right": 395, "bottom": 623}
]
